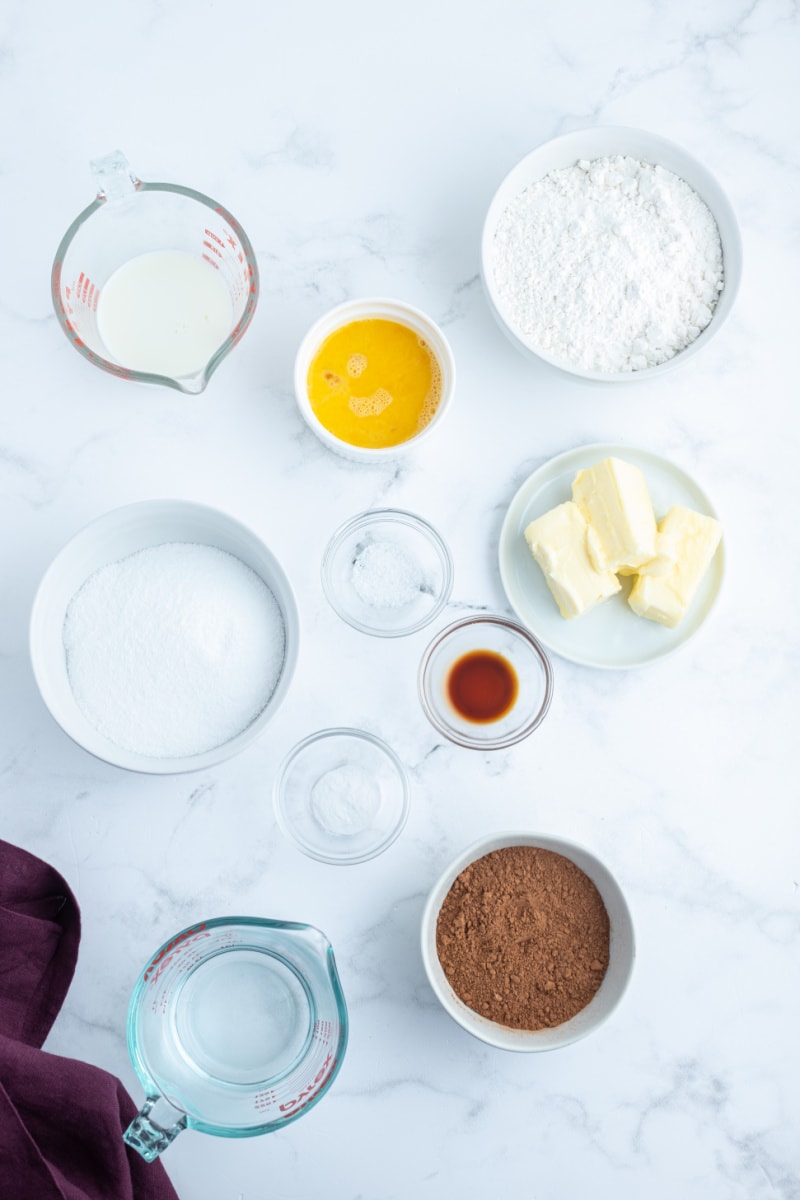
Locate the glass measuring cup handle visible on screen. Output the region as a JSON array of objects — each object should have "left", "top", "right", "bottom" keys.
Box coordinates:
[
  {"left": 123, "top": 1095, "right": 187, "bottom": 1162},
  {"left": 90, "top": 150, "right": 141, "bottom": 204}
]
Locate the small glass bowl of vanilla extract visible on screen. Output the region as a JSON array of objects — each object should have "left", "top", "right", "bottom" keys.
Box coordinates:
[{"left": 418, "top": 615, "right": 554, "bottom": 750}]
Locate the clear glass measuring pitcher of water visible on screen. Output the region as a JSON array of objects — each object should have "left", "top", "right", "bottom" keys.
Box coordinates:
[
  {"left": 124, "top": 917, "right": 348, "bottom": 1161},
  {"left": 51, "top": 152, "right": 259, "bottom": 394}
]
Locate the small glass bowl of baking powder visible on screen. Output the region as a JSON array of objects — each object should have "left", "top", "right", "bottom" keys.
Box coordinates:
[
  {"left": 322, "top": 509, "right": 453, "bottom": 637},
  {"left": 273, "top": 728, "right": 410, "bottom": 864}
]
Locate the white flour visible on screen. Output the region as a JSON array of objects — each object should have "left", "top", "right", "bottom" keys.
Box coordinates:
[
  {"left": 63, "top": 542, "right": 285, "bottom": 758},
  {"left": 492, "top": 155, "right": 724, "bottom": 372}
]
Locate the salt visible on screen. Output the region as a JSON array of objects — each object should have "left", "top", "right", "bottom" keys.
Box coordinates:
[
  {"left": 350, "top": 540, "right": 427, "bottom": 609},
  {"left": 310, "top": 764, "right": 380, "bottom": 836},
  {"left": 492, "top": 154, "right": 724, "bottom": 372},
  {"left": 63, "top": 542, "right": 285, "bottom": 758}
]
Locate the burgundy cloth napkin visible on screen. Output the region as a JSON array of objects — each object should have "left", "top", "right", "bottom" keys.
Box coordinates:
[{"left": 0, "top": 838, "right": 179, "bottom": 1200}]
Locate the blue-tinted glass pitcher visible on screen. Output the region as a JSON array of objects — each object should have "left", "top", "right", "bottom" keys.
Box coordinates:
[{"left": 124, "top": 917, "right": 348, "bottom": 1161}]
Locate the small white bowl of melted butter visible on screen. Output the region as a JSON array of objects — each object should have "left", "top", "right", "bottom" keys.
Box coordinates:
[{"left": 294, "top": 297, "right": 456, "bottom": 462}]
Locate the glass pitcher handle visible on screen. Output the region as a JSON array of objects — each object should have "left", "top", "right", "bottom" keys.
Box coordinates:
[
  {"left": 90, "top": 150, "right": 140, "bottom": 203},
  {"left": 124, "top": 1095, "right": 187, "bottom": 1162}
]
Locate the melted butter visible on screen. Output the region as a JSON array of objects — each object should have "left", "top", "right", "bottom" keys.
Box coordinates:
[{"left": 307, "top": 317, "right": 442, "bottom": 449}]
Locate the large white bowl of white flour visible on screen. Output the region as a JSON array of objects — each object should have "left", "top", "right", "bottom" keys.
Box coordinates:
[
  {"left": 481, "top": 126, "right": 742, "bottom": 381},
  {"left": 30, "top": 501, "right": 299, "bottom": 773}
]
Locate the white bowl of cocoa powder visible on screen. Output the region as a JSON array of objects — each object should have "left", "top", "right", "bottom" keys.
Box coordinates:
[{"left": 421, "top": 832, "right": 635, "bottom": 1051}]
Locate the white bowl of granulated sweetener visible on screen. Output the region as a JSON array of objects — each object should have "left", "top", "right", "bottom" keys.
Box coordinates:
[
  {"left": 421, "top": 832, "right": 635, "bottom": 1051},
  {"left": 30, "top": 500, "right": 299, "bottom": 774},
  {"left": 481, "top": 126, "right": 742, "bottom": 382}
]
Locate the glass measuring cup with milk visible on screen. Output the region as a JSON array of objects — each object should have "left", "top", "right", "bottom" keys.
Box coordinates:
[
  {"left": 51, "top": 151, "right": 259, "bottom": 393},
  {"left": 124, "top": 917, "right": 348, "bottom": 1160}
]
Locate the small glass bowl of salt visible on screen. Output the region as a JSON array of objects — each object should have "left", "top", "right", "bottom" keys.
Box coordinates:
[
  {"left": 273, "top": 728, "right": 410, "bottom": 865},
  {"left": 322, "top": 509, "right": 453, "bottom": 637}
]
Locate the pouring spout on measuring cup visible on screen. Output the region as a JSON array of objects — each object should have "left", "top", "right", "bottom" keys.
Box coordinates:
[
  {"left": 172, "top": 362, "right": 220, "bottom": 396},
  {"left": 90, "top": 150, "right": 141, "bottom": 204},
  {"left": 123, "top": 1095, "right": 187, "bottom": 1162}
]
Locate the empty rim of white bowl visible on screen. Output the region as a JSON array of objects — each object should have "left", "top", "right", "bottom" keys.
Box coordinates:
[
  {"left": 481, "top": 125, "right": 743, "bottom": 383},
  {"left": 293, "top": 296, "right": 456, "bottom": 461},
  {"left": 29, "top": 499, "right": 300, "bottom": 775},
  {"left": 421, "top": 831, "right": 636, "bottom": 1051}
]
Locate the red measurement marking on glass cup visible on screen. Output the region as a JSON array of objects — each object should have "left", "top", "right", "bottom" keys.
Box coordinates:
[
  {"left": 143, "top": 922, "right": 210, "bottom": 982},
  {"left": 76, "top": 272, "right": 99, "bottom": 311},
  {"left": 201, "top": 229, "right": 226, "bottom": 270}
]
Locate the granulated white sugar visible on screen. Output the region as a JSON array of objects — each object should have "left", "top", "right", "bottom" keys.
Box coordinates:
[
  {"left": 350, "top": 540, "right": 427, "bottom": 608},
  {"left": 63, "top": 542, "right": 285, "bottom": 758},
  {"left": 492, "top": 155, "right": 724, "bottom": 372}
]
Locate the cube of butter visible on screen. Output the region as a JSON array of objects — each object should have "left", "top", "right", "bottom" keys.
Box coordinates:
[
  {"left": 630, "top": 532, "right": 676, "bottom": 578},
  {"left": 524, "top": 501, "right": 621, "bottom": 619},
  {"left": 571, "top": 457, "right": 657, "bottom": 574},
  {"left": 628, "top": 505, "right": 722, "bottom": 628}
]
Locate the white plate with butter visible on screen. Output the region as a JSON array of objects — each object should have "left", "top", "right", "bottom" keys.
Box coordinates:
[{"left": 498, "top": 444, "right": 724, "bottom": 669}]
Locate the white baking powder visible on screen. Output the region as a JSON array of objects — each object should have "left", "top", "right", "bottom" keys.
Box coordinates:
[
  {"left": 492, "top": 155, "right": 724, "bottom": 372},
  {"left": 310, "top": 763, "right": 380, "bottom": 836},
  {"left": 63, "top": 542, "right": 285, "bottom": 758}
]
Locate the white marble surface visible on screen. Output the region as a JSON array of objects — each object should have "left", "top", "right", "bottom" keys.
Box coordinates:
[{"left": 1, "top": 1, "right": 799, "bottom": 1196}]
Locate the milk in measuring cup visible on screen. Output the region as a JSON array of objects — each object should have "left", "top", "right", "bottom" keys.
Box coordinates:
[{"left": 97, "top": 251, "right": 233, "bottom": 378}]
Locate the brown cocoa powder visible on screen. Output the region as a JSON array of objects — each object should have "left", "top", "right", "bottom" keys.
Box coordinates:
[{"left": 435, "top": 846, "right": 610, "bottom": 1030}]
